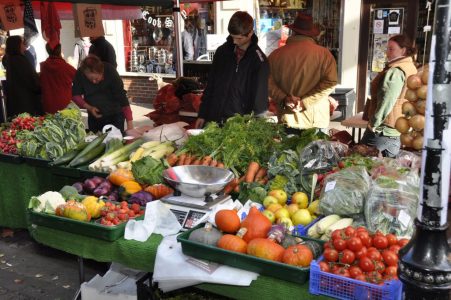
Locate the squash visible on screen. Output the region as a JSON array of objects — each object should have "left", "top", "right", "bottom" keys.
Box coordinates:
[
  {"left": 82, "top": 196, "right": 105, "bottom": 219},
  {"left": 240, "top": 206, "right": 272, "bottom": 242},
  {"left": 215, "top": 209, "right": 241, "bottom": 233},
  {"left": 56, "top": 200, "right": 91, "bottom": 222},
  {"left": 144, "top": 184, "right": 173, "bottom": 199},
  {"left": 247, "top": 238, "right": 285, "bottom": 262},
  {"left": 217, "top": 228, "right": 248, "bottom": 254},
  {"left": 188, "top": 223, "right": 223, "bottom": 246},
  {"left": 119, "top": 180, "right": 142, "bottom": 199},
  {"left": 108, "top": 168, "right": 134, "bottom": 186},
  {"left": 281, "top": 235, "right": 303, "bottom": 249},
  {"left": 282, "top": 244, "right": 313, "bottom": 267}
]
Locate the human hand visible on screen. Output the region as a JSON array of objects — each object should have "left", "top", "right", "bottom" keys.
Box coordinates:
[
  {"left": 284, "top": 95, "right": 302, "bottom": 110},
  {"left": 194, "top": 118, "right": 205, "bottom": 129},
  {"left": 86, "top": 105, "right": 102, "bottom": 118}
]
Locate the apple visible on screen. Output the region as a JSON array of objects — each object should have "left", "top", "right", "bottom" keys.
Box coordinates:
[
  {"left": 277, "top": 216, "right": 294, "bottom": 229},
  {"left": 286, "top": 203, "right": 299, "bottom": 217},
  {"left": 266, "top": 203, "right": 283, "bottom": 213},
  {"left": 308, "top": 199, "right": 320, "bottom": 215},
  {"left": 262, "top": 210, "right": 275, "bottom": 223},
  {"left": 275, "top": 207, "right": 290, "bottom": 220},
  {"left": 291, "top": 192, "right": 309, "bottom": 209},
  {"left": 268, "top": 189, "right": 288, "bottom": 205},
  {"left": 263, "top": 195, "right": 279, "bottom": 208},
  {"left": 291, "top": 209, "right": 312, "bottom": 226}
]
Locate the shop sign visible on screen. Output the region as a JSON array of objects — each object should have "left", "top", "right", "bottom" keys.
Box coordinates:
[
  {"left": 0, "top": 0, "right": 23, "bottom": 31},
  {"left": 142, "top": 10, "right": 173, "bottom": 28}
]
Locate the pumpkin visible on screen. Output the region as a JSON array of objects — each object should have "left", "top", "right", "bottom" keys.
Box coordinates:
[
  {"left": 240, "top": 206, "right": 272, "bottom": 242},
  {"left": 282, "top": 244, "right": 313, "bottom": 267},
  {"left": 217, "top": 228, "right": 248, "bottom": 253},
  {"left": 108, "top": 168, "right": 134, "bottom": 186},
  {"left": 188, "top": 223, "right": 223, "bottom": 246},
  {"left": 215, "top": 209, "right": 241, "bottom": 233},
  {"left": 281, "top": 235, "right": 303, "bottom": 249},
  {"left": 144, "top": 184, "right": 173, "bottom": 199},
  {"left": 119, "top": 180, "right": 142, "bottom": 199},
  {"left": 247, "top": 238, "right": 285, "bottom": 262}
]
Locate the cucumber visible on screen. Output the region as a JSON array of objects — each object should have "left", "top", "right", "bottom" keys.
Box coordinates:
[
  {"left": 51, "top": 148, "right": 82, "bottom": 166},
  {"left": 75, "top": 140, "right": 89, "bottom": 151},
  {"left": 68, "top": 133, "right": 107, "bottom": 167},
  {"left": 69, "top": 143, "right": 106, "bottom": 167}
]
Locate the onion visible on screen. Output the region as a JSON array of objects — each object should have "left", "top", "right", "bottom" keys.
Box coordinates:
[
  {"left": 405, "top": 89, "right": 418, "bottom": 102},
  {"left": 412, "top": 134, "right": 424, "bottom": 150},
  {"left": 395, "top": 117, "right": 411, "bottom": 134},
  {"left": 416, "top": 85, "right": 428, "bottom": 99},
  {"left": 409, "top": 114, "right": 425, "bottom": 131},
  {"left": 415, "top": 100, "right": 426, "bottom": 115},
  {"left": 407, "top": 75, "right": 423, "bottom": 90},
  {"left": 400, "top": 133, "right": 414, "bottom": 148},
  {"left": 421, "top": 68, "right": 429, "bottom": 84},
  {"left": 402, "top": 101, "right": 417, "bottom": 117}
]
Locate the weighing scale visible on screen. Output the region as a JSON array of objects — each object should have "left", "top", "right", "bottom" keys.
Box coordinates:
[{"left": 161, "top": 191, "right": 232, "bottom": 230}]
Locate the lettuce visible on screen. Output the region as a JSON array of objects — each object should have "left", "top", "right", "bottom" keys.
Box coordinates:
[{"left": 131, "top": 156, "right": 165, "bottom": 185}]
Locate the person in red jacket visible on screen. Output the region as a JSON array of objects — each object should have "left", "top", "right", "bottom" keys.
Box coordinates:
[{"left": 40, "top": 43, "right": 76, "bottom": 114}]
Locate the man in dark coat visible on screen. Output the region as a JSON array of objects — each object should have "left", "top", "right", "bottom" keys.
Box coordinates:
[
  {"left": 89, "top": 36, "right": 117, "bottom": 68},
  {"left": 194, "top": 11, "right": 269, "bottom": 128}
]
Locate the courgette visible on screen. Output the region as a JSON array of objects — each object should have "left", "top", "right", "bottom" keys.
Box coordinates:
[
  {"left": 51, "top": 148, "right": 82, "bottom": 166},
  {"left": 68, "top": 133, "right": 107, "bottom": 167},
  {"left": 69, "top": 143, "right": 106, "bottom": 167}
]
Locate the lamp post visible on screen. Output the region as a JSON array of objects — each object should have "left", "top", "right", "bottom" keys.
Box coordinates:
[{"left": 398, "top": 0, "right": 451, "bottom": 298}]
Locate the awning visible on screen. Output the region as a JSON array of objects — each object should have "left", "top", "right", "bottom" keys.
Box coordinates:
[{"left": 33, "top": 0, "right": 172, "bottom": 7}]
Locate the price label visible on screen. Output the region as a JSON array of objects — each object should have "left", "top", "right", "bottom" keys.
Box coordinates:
[
  {"left": 304, "top": 159, "right": 316, "bottom": 169},
  {"left": 398, "top": 210, "right": 411, "bottom": 228},
  {"left": 325, "top": 181, "right": 336, "bottom": 192}
]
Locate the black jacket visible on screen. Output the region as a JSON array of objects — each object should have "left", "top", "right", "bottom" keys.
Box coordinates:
[
  {"left": 198, "top": 34, "right": 269, "bottom": 124},
  {"left": 89, "top": 37, "right": 117, "bottom": 68}
]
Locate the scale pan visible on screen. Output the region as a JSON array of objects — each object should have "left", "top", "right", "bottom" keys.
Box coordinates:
[{"left": 163, "top": 165, "right": 234, "bottom": 198}]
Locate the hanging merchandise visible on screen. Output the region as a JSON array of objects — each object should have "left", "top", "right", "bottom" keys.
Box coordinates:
[
  {"left": 0, "top": 0, "right": 23, "bottom": 31},
  {"left": 73, "top": 4, "right": 104, "bottom": 38}
]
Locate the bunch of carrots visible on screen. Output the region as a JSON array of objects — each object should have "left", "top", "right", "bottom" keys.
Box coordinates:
[
  {"left": 166, "top": 153, "right": 225, "bottom": 168},
  {"left": 223, "top": 162, "right": 268, "bottom": 194}
]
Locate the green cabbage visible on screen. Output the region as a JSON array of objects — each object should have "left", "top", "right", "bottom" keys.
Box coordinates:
[{"left": 131, "top": 156, "right": 165, "bottom": 185}]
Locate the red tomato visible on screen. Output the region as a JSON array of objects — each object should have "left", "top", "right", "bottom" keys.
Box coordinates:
[
  {"left": 367, "top": 271, "right": 383, "bottom": 284},
  {"left": 384, "top": 265, "right": 398, "bottom": 276},
  {"left": 386, "top": 233, "right": 398, "bottom": 246},
  {"left": 349, "top": 266, "right": 363, "bottom": 278},
  {"left": 398, "top": 238, "right": 410, "bottom": 248},
  {"left": 347, "top": 237, "right": 363, "bottom": 252},
  {"left": 319, "top": 261, "right": 330, "bottom": 273},
  {"left": 375, "top": 260, "right": 386, "bottom": 274},
  {"left": 333, "top": 238, "right": 347, "bottom": 251},
  {"left": 333, "top": 267, "right": 351, "bottom": 278},
  {"left": 367, "top": 249, "right": 382, "bottom": 261},
  {"left": 357, "top": 232, "right": 372, "bottom": 247},
  {"left": 382, "top": 250, "right": 398, "bottom": 267},
  {"left": 323, "top": 242, "right": 332, "bottom": 249},
  {"left": 359, "top": 256, "right": 375, "bottom": 272},
  {"left": 355, "top": 246, "right": 368, "bottom": 259},
  {"left": 340, "top": 249, "right": 356, "bottom": 264},
  {"left": 383, "top": 274, "right": 398, "bottom": 281},
  {"left": 356, "top": 226, "right": 368, "bottom": 233},
  {"left": 331, "top": 229, "right": 344, "bottom": 241},
  {"left": 344, "top": 226, "right": 356, "bottom": 238},
  {"left": 355, "top": 274, "right": 367, "bottom": 282},
  {"left": 324, "top": 248, "right": 339, "bottom": 262},
  {"left": 389, "top": 244, "right": 401, "bottom": 255},
  {"left": 373, "top": 235, "right": 389, "bottom": 250}
]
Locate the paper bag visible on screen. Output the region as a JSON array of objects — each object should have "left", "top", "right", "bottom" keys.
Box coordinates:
[
  {"left": 0, "top": 0, "right": 23, "bottom": 31},
  {"left": 73, "top": 4, "right": 104, "bottom": 38}
]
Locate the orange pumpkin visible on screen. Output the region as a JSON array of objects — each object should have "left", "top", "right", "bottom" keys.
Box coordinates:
[
  {"left": 217, "top": 228, "right": 248, "bottom": 253},
  {"left": 215, "top": 209, "right": 241, "bottom": 233},
  {"left": 144, "top": 184, "right": 174, "bottom": 199},
  {"left": 247, "top": 238, "right": 285, "bottom": 262},
  {"left": 282, "top": 244, "right": 313, "bottom": 267},
  {"left": 108, "top": 168, "right": 134, "bottom": 186},
  {"left": 240, "top": 206, "right": 272, "bottom": 242}
]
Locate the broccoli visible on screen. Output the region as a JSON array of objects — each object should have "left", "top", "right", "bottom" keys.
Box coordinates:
[{"left": 59, "top": 185, "right": 85, "bottom": 201}]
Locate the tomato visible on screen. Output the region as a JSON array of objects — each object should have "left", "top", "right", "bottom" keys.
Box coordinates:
[
  {"left": 375, "top": 260, "right": 386, "bottom": 274},
  {"left": 367, "top": 249, "right": 382, "bottom": 261},
  {"left": 382, "top": 250, "right": 398, "bottom": 267},
  {"left": 324, "top": 248, "right": 339, "bottom": 262},
  {"left": 358, "top": 233, "right": 372, "bottom": 248},
  {"left": 398, "top": 238, "right": 410, "bottom": 248},
  {"left": 333, "top": 266, "right": 351, "bottom": 278},
  {"left": 347, "top": 237, "right": 363, "bottom": 252},
  {"left": 355, "top": 274, "right": 367, "bottom": 282},
  {"left": 340, "top": 249, "right": 356, "bottom": 264},
  {"left": 349, "top": 266, "right": 363, "bottom": 278},
  {"left": 344, "top": 226, "right": 356, "bottom": 238},
  {"left": 385, "top": 265, "right": 398, "bottom": 276},
  {"left": 356, "top": 226, "right": 368, "bottom": 233},
  {"left": 389, "top": 244, "right": 401, "bottom": 255},
  {"left": 323, "top": 242, "right": 332, "bottom": 249},
  {"left": 386, "top": 233, "right": 398, "bottom": 246},
  {"left": 319, "top": 261, "right": 330, "bottom": 273},
  {"left": 367, "top": 271, "right": 383, "bottom": 284},
  {"left": 333, "top": 238, "right": 347, "bottom": 251},
  {"left": 359, "top": 256, "right": 375, "bottom": 272},
  {"left": 355, "top": 246, "right": 368, "bottom": 259},
  {"left": 373, "top": 235, "right": 389, "bottom": 250},
  {"left": 331, "top": 229, "right": 344, "bottom": 241},
  {"left": 383, "top": 274, "right": 398, "bottom": 281}
]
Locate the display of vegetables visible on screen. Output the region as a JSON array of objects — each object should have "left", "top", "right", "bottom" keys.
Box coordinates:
[
  {"left": 0, "top": 113, "right": 45, "bottom": 154},
  {"left": 28, "top": 191, "right": 66, "bottom": 214}
]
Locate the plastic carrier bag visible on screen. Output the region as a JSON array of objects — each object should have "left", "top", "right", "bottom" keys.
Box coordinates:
[
  {"left": 300, "top": 140, "right": 349, "bottom": 171},
  {"left": 364, "top": 163, "right": 420, "bottom": 237},
  {"left": 319, "top": 166, "right": 371, "bottom": 217}
]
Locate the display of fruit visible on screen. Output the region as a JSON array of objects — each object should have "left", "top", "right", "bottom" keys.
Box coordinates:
[
  {"left": 99, "top": 201, "right": 144, "bottom": 226},
  {"left": 397, "top": 67, "right": 428, "bottom": 150}
]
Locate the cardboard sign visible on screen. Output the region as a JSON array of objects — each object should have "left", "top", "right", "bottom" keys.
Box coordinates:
[
  {"left": 73, "top": 4, "right": 104, "bottom": 38},
  {"left": 0, "top": 0, "right": 23, "bottom": 31}
]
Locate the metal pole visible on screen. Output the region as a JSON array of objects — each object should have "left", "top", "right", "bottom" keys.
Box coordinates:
[
  {"left": 173, "top": 0, "right": 183, "bottom": 77},
  {"left": 399, "top": 0, "right": 451, "bottom": 298}
]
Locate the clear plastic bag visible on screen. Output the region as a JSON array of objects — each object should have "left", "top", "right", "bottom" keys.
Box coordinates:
[
  {"left": 300, "top": 140, "right": 349, "bottom": 171},
  {"left": 364, "top": 165, "right": 420, "bottom": 237},
  {"left": 396, "top": 150, "right": 422, "bottom": 170},
  {"left": 319, "top": 166, "right": 371, "bottom": 216}
]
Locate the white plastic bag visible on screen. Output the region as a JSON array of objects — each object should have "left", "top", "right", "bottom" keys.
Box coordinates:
[
  {"left": 102, "top": 125, "right": 123, "bottom": 144},
  {"left": 142, "top": 122, "right": 189, "bottom": 146}
]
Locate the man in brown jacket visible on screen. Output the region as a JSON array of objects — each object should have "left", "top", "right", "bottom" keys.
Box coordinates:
[{"left": 268, "top": 13, "right": 337, "bottom": 131}]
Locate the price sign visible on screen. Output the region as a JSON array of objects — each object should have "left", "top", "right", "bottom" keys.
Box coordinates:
[{"left": 142, "top": 10, "right": 173, "bottom": 28}]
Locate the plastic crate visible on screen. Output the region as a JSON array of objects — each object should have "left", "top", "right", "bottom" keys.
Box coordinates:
[
  {"left": 309, "top": 257, "right": 403, "bottom": 300},
  {"left": 292, "top": 215, "right": 324, "bottom": 237},
  {"left": 0, "top": 153, "right": 22, "bottom": 164}
]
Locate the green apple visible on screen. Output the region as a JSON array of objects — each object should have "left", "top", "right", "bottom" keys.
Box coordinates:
[
  {"left": 275, "top": 207, "right": 290, "bottom": 220},
  {"left": 291, "top": 192, "right": 309, "bottom": 209},
  {"left": 291, "top": 209, "right": 312, "bottom": 226},
  {"left": 262, "top": 210, "right": 275, "bottom": 223},
  {"left": 263, "top": 195, "right": 278, "bottom": 208},
  {"left": 277, "top": 216, "right": 294, "bottom": 229},
  {"left": 268, "top": 189, "right": 288, "bottom": 205}
]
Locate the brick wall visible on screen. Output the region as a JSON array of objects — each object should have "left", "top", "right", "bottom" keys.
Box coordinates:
[{"left": 121, "top": 76, "right": 158, "bottom": 104}]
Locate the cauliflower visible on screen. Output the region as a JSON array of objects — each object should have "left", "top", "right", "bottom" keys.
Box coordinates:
[{"left": 29, "top": 191, "right": 66, "bottom": 214}]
